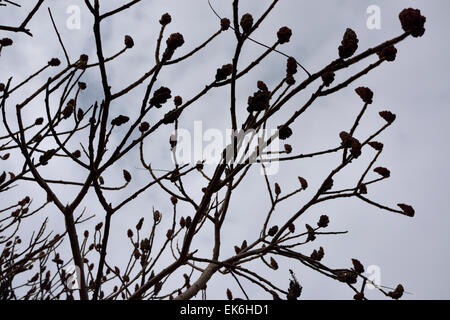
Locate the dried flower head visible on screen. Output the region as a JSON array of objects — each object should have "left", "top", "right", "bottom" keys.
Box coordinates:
[
  {"left": 388, "top": 284, "right": 404, "bottom": 299},
  {"left": 0, "top": 38, "right": 13, "bottom": 46},
  {"left": 278, "top": 125, "right": 293, "bottom": 140},
  {"left": 78, "top": 82, "right": 87, "bottom": 90},
  {"left": 284, "top": 144, "right": 292, "bottom": 154},
  {"left": 368, "top": 141, "right": 384, "bottom": 151},
  {"left": 374, "top": 166, "right": 391, "bottom": 178},
  {"left": 277, "top": 26, "right": 292, "bottom": 44},
  {"left": 311, "top": 247, "right": 324, "bottom": 261},
  {"left": 322, "top": 71, "right": 335, "bottom": 87},
  {"left": 174, "top": 95, "right": 183, "bottom": 106},
  {"left": 379, "top": 110, "right": 396, "bottom": 123},
  {"left": 159, "top": 13, "right": 172, "bottom": 26},
  {"left": 150, "top": 86, "right": 172, "bottom": 108},
  {"left": 351, "top": 259, "right": 365, "bottom": 273},
  {"left": 399, "top": 8, "right": 426, "bottom": 37},
  {"left": 0, "top": 83, "right": 5, "bottom": 92},
  {"left": 215, "top": 64, "right": 233, "bottom": 81},
  {"left": 355, "top": 87, "right": 374, "bottom": 104},
  {"left": 79, "top": 54, "right": 89, "bottom": 63},
  {"left": 139, "top": 121, "right": 150, "bottom": 132},
  {"left": 257, "top": 80, "right": 269, "bottom": 92},
  {"left": 377, "top": 45, "right": 397, "bottom": 62},
  {"left": 166, "top": 33, "right": 184, "bottom": 51},
  {"left": 285, "top": 75, "right": 296, "bottom": 85},
  {"left": 338, "top": 28, "right": 359, "bottom": 59},
  {"left": 286, "top": 56, "right": 297, "bottom": 75},
  {"left": 247, "top": 90, "right": 270, "bottom": 112},
  {"left": 35, "top": 117, "right": 44, "bottom": 125},
  {"left": 111, "top": 115, "right": 129, "bottom": 126},
  {"left": 240, "top": 13, "right": 253, "bottom": 33},
  {"left": 72, "top": 150, "right": 81, "bottom": 158},
  {"left": 319, "top": 177, "right": 334, "bottom": 193},
  {"left": 268, "top": 225, "right": 278, "bottom": 237},
  {"left": 220, "top": 18, "right": 231, "bottom": 31},
  {"left": 287, "top": 272, "right": 302, "bottom": 300},
  {"left": 317, "top": 215, "right": 329, "bottom": 228},
  {"left": 48, "top": 58, "right": 61, "bottom": 67}
]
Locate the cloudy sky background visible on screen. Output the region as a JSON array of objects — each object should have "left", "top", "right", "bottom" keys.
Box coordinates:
[{"left": 1, "top": 0, "right": 449, "bottom": 299}]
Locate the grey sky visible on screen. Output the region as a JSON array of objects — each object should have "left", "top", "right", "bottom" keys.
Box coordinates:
[{"left": 1, "top": 0, "right": 449, "bottom": 299}]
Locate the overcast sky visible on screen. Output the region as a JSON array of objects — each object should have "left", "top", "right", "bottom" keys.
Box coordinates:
[{"left": 1, "top": 0, "right": 449, "bottom": 299}]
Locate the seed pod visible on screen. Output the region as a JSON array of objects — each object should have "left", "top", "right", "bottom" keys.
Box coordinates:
[
  {"left": 270, "top": 257, "right": 279, "bottom": 270},
  {"left": 185, "top": 216, "right": 192, "bottom": 228},
  {"left": 124, "top": 35, "right": 134, "bottom": 48},
  {"left": 298, "top": 176, "right": 308, "bottom": 189},
  {"left": 397, "top": 203, "right": 415, "bottom": 217},
  {"left": 274, "top": 183, "right": 281, "bottom": 196},
  {"left": 153, "top": 210, "right": 161, "bottom": 222},
  {"left": 226, "top": 288, "right": 233, "bottom": 300},
  {"left": 136, "top": 217, "right": 144, "bottom": 231},
  {"left": 374, "top": 167, "right": 391, "bottom": 178},
  {"left": 123, "top": 169, "right": 132, "bottom": 182}
]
